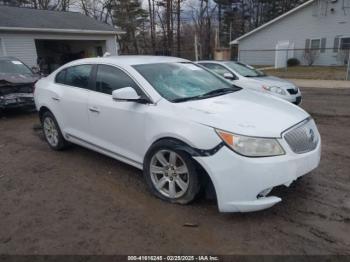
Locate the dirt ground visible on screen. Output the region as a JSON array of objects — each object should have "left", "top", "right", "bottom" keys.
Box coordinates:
[{"left": 0, "top": 87, "right": 349, "bottom": 255}]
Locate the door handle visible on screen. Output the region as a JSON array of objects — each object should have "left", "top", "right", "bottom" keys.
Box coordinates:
[
  {"left": 89, "top": 107, "right": 100, "bottom": 113},
  {"left": 52, "top": 96, "right": 60, "bottom": 101}
]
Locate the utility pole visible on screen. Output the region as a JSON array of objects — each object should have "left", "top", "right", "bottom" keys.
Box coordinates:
[
  {"left": 194, "top": 34, "right": 198, "bottom": 61},
  {"left": 177, "top": 0, "right": 181, "bottom": 56},
  {"left": 347, "top": 51, "right": 350, "bottom": 80}
]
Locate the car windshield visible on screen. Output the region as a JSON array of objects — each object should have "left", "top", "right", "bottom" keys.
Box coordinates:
[
  {"left": 133, "top": 62, "right": 240, "bottom": 102},
  {"left": 0, "top": 59, "right": 33, "bottom": 75},
  {"left": 224, "top": 61, "right": 265, "bottom": 77}
]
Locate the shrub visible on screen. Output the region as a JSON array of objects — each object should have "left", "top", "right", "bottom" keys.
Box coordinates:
[{"left": 287, "top": 58, "right": 300, "bottom": 67}]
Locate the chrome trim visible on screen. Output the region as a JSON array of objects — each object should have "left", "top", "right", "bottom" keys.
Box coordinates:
[
  {"left": 65, "top": 133, "right": 142, "bottom": 167},
  {"left": 283, "top": 118, "right": 319, "bottom": 154}
]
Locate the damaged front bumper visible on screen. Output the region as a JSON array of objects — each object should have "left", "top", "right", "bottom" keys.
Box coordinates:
[
  {"left": 194, "top": 138, "right": 321, "bottom": 213},
  {"left": 0, "top": 93, "right": 35, "bottom": 109}
]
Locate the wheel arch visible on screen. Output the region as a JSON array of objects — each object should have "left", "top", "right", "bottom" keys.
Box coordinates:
[
  {"left": 144, "top": 137, "right": 218, "bottom": 200},
  {"left": 39, "top": 106, "right": 52, "bottom": 121}
]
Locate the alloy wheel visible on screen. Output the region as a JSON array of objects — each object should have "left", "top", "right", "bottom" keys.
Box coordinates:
[
  {"left": 43, "top": 117, "right": 59, "bottom": 147},
  {"left": 150, "top": 150, "right": 190, "bottom": 199}
]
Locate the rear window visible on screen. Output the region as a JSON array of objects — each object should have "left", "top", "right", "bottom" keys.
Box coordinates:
[
  {"left": 55, "top": 65, "right": 93, "bottom": 89},
  {"left": 55, "top": 70, "right": 66, "bottom": 84}
]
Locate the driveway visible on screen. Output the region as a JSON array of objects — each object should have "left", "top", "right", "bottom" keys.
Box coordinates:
[{"left": 0, "top": 87, "right": 349, "bottom": 255}]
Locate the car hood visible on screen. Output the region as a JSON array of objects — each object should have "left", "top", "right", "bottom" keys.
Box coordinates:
[
  {"left": 175, "top": 89, "right": 308, "bottom": 137},
  {"left": 247, "top": 76, "right": 296, "bottom": 89},
  {"left": 0, "top": 73, "right": 39, "bottom": 85}
]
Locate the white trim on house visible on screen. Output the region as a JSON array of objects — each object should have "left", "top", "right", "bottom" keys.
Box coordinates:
[
  {"left": 0, "top": 26, "right": 124, "bottom": 35},
  {"left": 230, "top": 0, "right": 315, "bottom": 45}
]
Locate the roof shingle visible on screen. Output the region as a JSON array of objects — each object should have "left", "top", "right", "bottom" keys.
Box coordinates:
[{"left": 0, "top": 5, "right": 120, "bottom": 33}]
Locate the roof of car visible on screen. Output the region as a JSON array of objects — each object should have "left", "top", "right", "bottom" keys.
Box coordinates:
[
  {"left": 0, "top": 5, "right": 122, "bottom": 34},
  {"left": 66, "top": 56, "right": 190, "bottom": 67}
]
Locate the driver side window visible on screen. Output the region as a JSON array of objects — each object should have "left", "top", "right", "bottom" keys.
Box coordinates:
[
  {"left": 202, "top": 63, "right": 236, "bottom": 79},
  {"left": 95, "top": 65, "right": 139, "bottom": 95}
]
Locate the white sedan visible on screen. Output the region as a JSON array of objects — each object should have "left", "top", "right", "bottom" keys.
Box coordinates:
[
  {"left": 34, "top": 56, "right": 321, "bottom": 213},
  {"left": 197, "top": 60, "right": 302, "bottom": 105}
]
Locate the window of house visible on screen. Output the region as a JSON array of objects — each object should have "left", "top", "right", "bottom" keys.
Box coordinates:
[
  {"left": 310, "top": 39, "right": 321, "bottom": 49},
  {"left": 340, "top": 37, "right": 350, "bottom": 50}
]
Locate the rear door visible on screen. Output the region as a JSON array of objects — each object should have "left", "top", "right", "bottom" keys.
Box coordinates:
[
  {"left": 87, "top": 64, "right": 149, "bottom": 165},
  {"left": 55, "top": 64, "right": 93, "bottom": 141}
]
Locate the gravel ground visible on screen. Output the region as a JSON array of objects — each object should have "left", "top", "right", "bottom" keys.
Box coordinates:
[{"left": 0, "top": 87, "right": 349, "bottom": 255}]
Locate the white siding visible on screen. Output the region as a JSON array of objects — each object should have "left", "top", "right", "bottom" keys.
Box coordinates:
[
  {"left": 237, "top": 1, "right": 350, "bottom": 66},
  {"left": 0, "top": 38, "right": 5, "bottom": 56},
  {"left": 0, "top": 31, "right": 118, "bottom": 67}
]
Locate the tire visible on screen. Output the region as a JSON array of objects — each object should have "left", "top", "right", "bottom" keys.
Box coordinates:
[
  {"left": 143, "top": 141, "right": 200, "bottom": 204},
  {"left": 41, "top": 111, "right": 69, "bottom": 150}
]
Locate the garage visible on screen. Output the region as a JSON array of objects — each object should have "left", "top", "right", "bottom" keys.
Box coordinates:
[
  {"left": 35, "top": 39, "right": 105, "bottom": 74},
  {"left": 0, "top": 5, "right": 123, "bottom": 72}
]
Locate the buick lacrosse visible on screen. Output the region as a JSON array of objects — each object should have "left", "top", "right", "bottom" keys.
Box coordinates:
[{"left": 34, "top": 56, "right": 321, "bottom": 212}]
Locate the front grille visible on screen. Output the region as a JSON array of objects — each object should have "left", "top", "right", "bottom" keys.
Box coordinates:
[
  {"left": 287, "top": 88, "right": 298, "bottom": 95},
  {"left": 293, "top": 96, "right": 302, "bottom": 105},
  {"left": 284, "top": 119, "right": 319, "bottom": 154},
  {"left": 0, "top": 84, "right": 33, "bottom": 96}
]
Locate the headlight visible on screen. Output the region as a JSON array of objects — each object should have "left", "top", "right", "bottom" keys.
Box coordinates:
[
  {"left": 262, "top": 85, "right": 287, "bottom": 95},
  {"left": 216, "top": 129, "right": 285, "bottom": 157}
]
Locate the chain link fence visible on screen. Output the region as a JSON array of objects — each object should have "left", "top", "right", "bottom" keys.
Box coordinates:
[{"left": 237, "top": 47, "right": 350, "bottom": 80}]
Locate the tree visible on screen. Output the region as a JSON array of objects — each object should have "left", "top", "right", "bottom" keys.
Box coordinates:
[
  {"left": 303, "top": 49, "right": 319, "bottom": 66},
  {"left": 79, "top": 0, "right": 114, "bottom": 22},
  {"left": 189, "top": 0, "right": 217, "bottom": 59},
  {"left": 112, "top": 0, "right": 148, "bottom": 54}
]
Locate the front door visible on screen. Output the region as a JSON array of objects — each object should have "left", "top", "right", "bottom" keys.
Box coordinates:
[{"left": 87, "top": 64, "right": 149, "bottom": 166}]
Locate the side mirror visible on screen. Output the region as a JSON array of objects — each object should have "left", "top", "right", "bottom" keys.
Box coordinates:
[
  {"left": 112, "top": 87, "right": 147, "bottom": 103},
  {"left": 31, "top": 66, "right": 41, "bottom": 75},
  {"left": 223, "top": 72, "right": 235, "bottom": 80}
]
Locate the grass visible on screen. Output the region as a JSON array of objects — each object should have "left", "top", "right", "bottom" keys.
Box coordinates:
[{"left": 261, "top": 66, "right": 348, "bottom": 80}]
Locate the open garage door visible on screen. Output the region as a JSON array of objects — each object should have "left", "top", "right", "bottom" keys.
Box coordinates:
[{"left": 35, "top": 39, "right": 106, "bottom": 74}]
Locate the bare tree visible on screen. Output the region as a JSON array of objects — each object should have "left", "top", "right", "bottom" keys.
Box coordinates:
[
  {"left": 303, "top": 49, "right": 319, "bottom": 66},
  {"left": 189, "top": 0, "right": 217, "bottom": 59}
]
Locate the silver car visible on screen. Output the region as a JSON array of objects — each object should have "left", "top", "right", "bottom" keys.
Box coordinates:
[{"left": 197, "top": 60, "right": 302, "bottom": 105}]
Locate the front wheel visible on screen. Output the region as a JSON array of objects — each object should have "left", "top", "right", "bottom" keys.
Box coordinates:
[{"left": 144, "top": 145, "right": 200, "bottom": 204}]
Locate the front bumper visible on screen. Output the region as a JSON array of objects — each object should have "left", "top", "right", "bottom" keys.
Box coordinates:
[
  {"left": 0, "top": 93, "right": 35, "bottom": 109},
  {"left": 194, "top": 137, "right": 321, "bottom": 212},
  {"left": 273, "top": 90, "right": 302, "bottom": 105}
]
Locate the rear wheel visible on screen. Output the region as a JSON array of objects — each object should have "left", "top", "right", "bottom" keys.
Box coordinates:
[
  {"left": 41, "top": 111, "right": 69, "bottom": 150},
  {"left": 144, "top": 144, "right": 200, "bottom": 204}
]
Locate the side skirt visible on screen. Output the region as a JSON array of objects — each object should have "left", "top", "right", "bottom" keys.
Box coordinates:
[{"left": 65, "top": 133, "right": 143, "bottom": 170}]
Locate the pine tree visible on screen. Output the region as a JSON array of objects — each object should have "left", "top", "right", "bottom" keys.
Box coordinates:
[{"left": 112, "top": 0, "right": 148, "bottom": 54}]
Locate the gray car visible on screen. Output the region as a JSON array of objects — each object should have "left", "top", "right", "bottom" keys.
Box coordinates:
[
  {"left": 0, "top": 57, "right": 39, "bottom": 110},
  {"left": 197, "top": 60, "right": 302, "bottom": 105}
]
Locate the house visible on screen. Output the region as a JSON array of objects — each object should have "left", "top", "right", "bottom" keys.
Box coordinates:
[
  {"left": 230, "top": 0, "right": 350, "bottom": 67},
  {"left": 0, "top": 5, "right": 123, "bottom": 73}
]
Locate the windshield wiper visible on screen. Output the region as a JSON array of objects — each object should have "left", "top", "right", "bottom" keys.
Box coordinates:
[
  {"left": 199, "top": 87, "right": 237, "bottom": 98},
  {"left": 172, "top": 87, "right": 239, "bottom": 103},
  {"left": 172, "top": 95, "right": 203, "bottom": 103}
]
